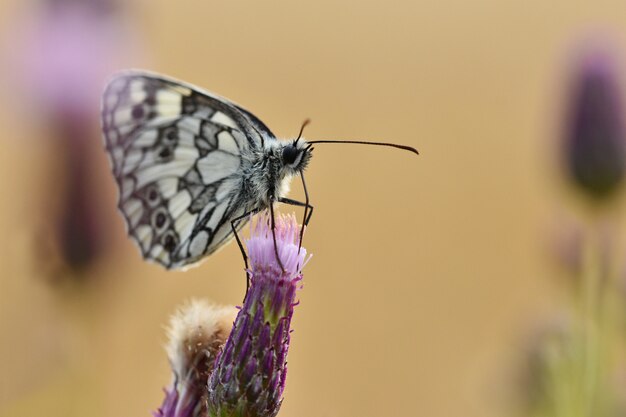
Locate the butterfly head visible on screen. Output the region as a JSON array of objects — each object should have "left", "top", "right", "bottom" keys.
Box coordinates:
[{"left": 281, "top": 139, "right": 312, "bottom": 173}]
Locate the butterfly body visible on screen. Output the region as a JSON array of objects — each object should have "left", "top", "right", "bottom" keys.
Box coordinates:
[
  {"left": 241, "top": 139, "right": 307, "bottom": 208},
  {"left": 101, "top": 71, "right": 312, "bottom": 269}
]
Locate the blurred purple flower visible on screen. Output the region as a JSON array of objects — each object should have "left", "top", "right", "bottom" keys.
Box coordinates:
[
  {"left": 563, "top": 46, "right": 626, "bottom": 200},
  {"left": 207, "top": 213, "right": 310, "bottom": 417},
  {"left": 4, "top": 0, "right": 141, "bottom": 273},
  {"left": 10, "top": 0, "right": 134, "bottom": 116}
]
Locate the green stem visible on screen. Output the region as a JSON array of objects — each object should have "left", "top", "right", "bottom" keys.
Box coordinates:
[{"left": 582, "top": 230, "right": 599, "bottom": 416}]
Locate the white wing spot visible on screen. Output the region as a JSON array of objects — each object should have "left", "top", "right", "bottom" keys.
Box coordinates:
[
  {"left": 129, "top": 79, "right": 146, "bottom": 93},
  {"left": 177, "top": 117, "right": 201, "bottom": 134},
  {"left": 216, "top": 178, "right": 238, "bottom": 201},
  {"left": 175, "top": 210, "right": 197, "bottom": 243},
  {"left": 136, "top": 159, "right": 194, "bottom": 189},
  {"left": 121, "top": 177, "right": 135, "bottom": 200},
  {"left": 117, "top": 123, "right": 135, "bottom": 136},
  {"left": 197, "top": 152, "right": 239, "bottom": 184},
  {"left": 211, "top": 111, "right": 237, "bottom": 129},
  {"left": 130, "top": 89, "right": 147, "bottom": 103},
  {"left": 197, "top": 201, "right": 217, "bottom": 222},
  {"left": 156, "top": 251, "right": 170, "bottom": 264},
  {"left": 168, "top": 190, "right": 192, "bottom": 219},
  {"left": 111, "top": 147, "right": 124, "bottom": 167},
  {"left": 212, "top": 223, "right": 234, "bottom": 248},
  {"left": 175, "top": 146, "right": 200, "bottom": 161},
  {"left": 122, "top": 198, "right": 143, "bottom": 229},
  {"left": 217, "top": 131, "right": 240, "bottom": 155},
  {"left": 122, "top": 149, "right": 143, "bottom": 175},
  {"left": 189, "top": 230, "right": 210, "bottom": 258},
  {"left": 150, "top": 245, "right": 169, "bottom": 264},
  {"left": 156, "top": 89, "right": 183, "bottom": 106},
  {"left": 158, "top": 178, "right": 178, "bottom": 199},
  {"left": 177, "top": 130, "right": 195, "bottom": 148},
  {"left": 170, "top": 85, "right": 192, "bottom": 97},
  {"left": 207, "top": 201, "right": 229, "bottom": 230},
  {"left": 135, "top": 130, "right": 158, "bottom": 147},
  {"left": 156, "top": 104, "right": 182, "bottom": 118},
  {"left": 144, "top": 115, "right": 182, "bottom": 129},
  {"left": 135, "top": 225, "right": 153, "bottom": 253},
  {"left": 114, "top": 107, "right": 133, "bottom": 125}
]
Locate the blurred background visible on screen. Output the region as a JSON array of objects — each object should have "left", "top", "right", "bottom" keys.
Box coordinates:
[{"left": 2, "top": 1, "right": 626, "bottom": 416}]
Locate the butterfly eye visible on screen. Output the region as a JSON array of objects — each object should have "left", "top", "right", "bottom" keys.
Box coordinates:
[{"left": 282, "top": 145, "right": 299, "bottom": 166}]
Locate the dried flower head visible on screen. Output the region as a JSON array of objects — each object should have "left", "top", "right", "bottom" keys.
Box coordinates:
[
  {"left": 207, "top": 213, "right": 310, "bottom": 417},
  {"left": 155, "top": 300, "right": 236, "bottom": 417}
]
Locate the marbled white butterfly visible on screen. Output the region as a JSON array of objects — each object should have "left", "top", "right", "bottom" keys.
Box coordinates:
[{"left": 101, "top": 71, "right": 417, "bottom": 272}]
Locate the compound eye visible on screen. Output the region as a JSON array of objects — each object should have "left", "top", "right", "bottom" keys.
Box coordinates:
[{"left": 282, "top": 145, "right": 299, "bottom": 166}]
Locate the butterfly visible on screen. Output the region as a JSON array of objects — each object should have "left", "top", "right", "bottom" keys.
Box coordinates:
[{"left": 101, "top": 71, "right": 417, "bottom": 273}]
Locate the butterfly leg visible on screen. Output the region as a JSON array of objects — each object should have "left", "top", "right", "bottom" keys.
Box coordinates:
[
  {"left": 281, "top": 171, "right": 314, "bottom": 254},
  {"left": 299, "top": 173, "right": 312, "bottom": 252},
  {"left": 269, "top": 201, "right": 286, "bottom": 273},
  {"left": 230, "top": 207, "right": 261, "bottom": 293},
  {"left": 299, "top": 172, "right": 312, "bottom": 221},
  {"left": 276, "top": 198, "right": 314, "bottom": 225}
]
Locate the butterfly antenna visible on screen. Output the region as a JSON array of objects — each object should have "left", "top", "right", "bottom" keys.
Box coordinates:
[
  {"left": 307, "top": 140, "right": 419, "bottom": 155},
  {"left": 294, "top": 119, "right": 311, "bottom": 145}
]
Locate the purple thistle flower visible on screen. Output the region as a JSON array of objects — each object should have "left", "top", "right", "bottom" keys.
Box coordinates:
[
  {"left": 154, "top": 300, "right": 236, "bottom": 417},
  {"left": 207, "top": 213, "right": 310, "bottom": 417},
  {"left": 563, "top": 45, "right": 626, "bottom": 201}
]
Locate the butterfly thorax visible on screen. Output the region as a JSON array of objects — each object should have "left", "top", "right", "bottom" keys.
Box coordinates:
[{"left": 242, "top": 139, "right": 308, "bottom": 207}]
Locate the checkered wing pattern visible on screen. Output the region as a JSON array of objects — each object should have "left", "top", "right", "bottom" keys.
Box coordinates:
[{"left": 101, "top": 71, "right": 265, "bottom": 268}]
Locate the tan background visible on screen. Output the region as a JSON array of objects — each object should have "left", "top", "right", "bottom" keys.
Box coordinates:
[{"left": 2, "top": 1, "right": 626, "bottom": 417}]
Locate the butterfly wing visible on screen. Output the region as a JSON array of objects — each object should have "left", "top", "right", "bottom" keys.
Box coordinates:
[{"left": 101, "top": 71, "right": 269, "bottom": 268}]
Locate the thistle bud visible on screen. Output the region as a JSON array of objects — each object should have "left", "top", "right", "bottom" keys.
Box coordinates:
[
  {"left": 564, "top": 46, "right": 626, "bottom": 201},
  {"left": 207, "top": 213, "right": 310, "bottom": 417}
]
